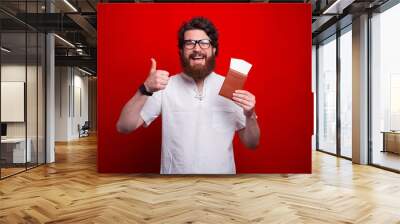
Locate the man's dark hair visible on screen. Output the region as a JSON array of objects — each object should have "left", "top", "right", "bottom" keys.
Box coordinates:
[{"left": 178, "top": 17, "right": 219, "bottom": 56}]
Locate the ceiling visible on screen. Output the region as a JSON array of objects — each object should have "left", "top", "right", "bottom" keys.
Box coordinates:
[
  {"left": 0, "top": 0, "right": 394, "bottom": 75},
  {"left": 1, "top": 0, "right": 98, "bottom": 74}
]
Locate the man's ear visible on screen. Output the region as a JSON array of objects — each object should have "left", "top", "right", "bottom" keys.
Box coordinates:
[{"left": 213, "top": 48, "right": 216, "bottom": 55}]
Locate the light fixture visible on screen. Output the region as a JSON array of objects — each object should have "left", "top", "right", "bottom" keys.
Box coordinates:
[
  {"left": 76, "top": 48, "right": 86, "bottom": 56},
  {"left": 78, "top": 67, "right": 93, "bottom": 76},
  {"left": 63, "top": 0, "right": 78, "bottom": 12},
  {"left": 1, "top": 47, "right": 11, "bottom": 53},
  {"left": 322, "top": 0, "right": 354, "bottom": 15},
  {"left": 54, "top": 34, "right": 75, "bottom": 48}
]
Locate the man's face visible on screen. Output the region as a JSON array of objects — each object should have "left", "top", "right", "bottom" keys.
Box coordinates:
[{"left": 180, "top": 29, "right": 216, "bottom": 80}]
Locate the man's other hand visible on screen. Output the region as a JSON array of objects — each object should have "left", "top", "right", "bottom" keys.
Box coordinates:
[{"left": 232, "top": 90, "right": 256, "bottom": 117}]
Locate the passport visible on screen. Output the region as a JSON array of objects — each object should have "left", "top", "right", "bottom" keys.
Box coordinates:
[{"left": 219, "top": 58, "right": 252, "bottom": 100}]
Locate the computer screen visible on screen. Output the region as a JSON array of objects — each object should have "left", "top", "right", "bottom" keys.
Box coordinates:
[{"left": 1, "top": 123, "right": 7, "bottom": 137}]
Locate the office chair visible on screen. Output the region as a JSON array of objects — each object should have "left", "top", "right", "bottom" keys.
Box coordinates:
[{"left": 79, "top": 121, "right": 90, "bottom": 138}]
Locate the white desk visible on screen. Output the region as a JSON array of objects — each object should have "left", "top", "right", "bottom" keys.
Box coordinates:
[{"left": 1, "top": 138, "right": 31, "bottom": 163}]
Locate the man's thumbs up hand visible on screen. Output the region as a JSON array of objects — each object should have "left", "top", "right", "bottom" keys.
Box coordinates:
[
  {"left": 149, "top": 58, "right": 157, "bottom": 73},
  {"left": 144, "top": 58, "right": 170, "bottom": 93}
]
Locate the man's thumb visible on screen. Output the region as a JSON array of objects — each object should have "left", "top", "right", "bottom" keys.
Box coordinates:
[{"left": 150, "top": 58, "right": 157, "bottom": 73}]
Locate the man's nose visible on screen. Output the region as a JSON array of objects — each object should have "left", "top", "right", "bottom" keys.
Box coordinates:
[{"left": 193, "top": 42, "right": 202, "bottom": 50}]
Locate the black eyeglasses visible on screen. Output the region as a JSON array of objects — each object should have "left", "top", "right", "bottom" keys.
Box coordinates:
[{"left": 183, "top": 39, "right": 212, "bottom": 50}]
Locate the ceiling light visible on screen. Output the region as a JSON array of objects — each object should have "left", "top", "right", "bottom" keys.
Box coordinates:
[
  {"left": 63, "top": 0, "right": 78, "bottom": 12},
  {"left": 54, "top": 34, "right": 75, "bottom": 48},
  {"left": 1, "top": 47, "right": 11, "bottom": 53},
  {"left": 78, "top": 67, "right": 93, "bottom": 76},
  {"left": 322, "top": 0, "right": 354, "bottom": 15}
]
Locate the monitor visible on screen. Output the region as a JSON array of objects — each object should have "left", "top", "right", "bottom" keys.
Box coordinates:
[{"left": 1, "top": 123, "right": 7, "bottom": 137}]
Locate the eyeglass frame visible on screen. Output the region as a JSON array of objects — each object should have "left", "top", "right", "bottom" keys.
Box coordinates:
[{"left": 183, "top": 39, "right": 213, "bottom": 50}]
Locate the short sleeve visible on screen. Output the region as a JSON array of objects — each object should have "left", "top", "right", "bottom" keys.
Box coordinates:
[
  {"left": 140, "top": 90, "right": 162, "bottom": 127},
  {"left": 234, "top": 104, "right": 246, "bottom": 131}
]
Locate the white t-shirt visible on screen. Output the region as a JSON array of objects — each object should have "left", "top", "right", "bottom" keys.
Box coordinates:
[{"left": 140, "top": 72, "right": 246, "bottom": 174}]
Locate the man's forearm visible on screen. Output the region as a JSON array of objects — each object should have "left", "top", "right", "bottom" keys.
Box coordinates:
[
  {"left": 116, "top": 90, "right": 148, "bottom": 133},
  {"left": 116, "top": 58, "right": 169, "bottom": 133},
  {"left": 241, "top": 114, "right": 260, "bottom": 149}
]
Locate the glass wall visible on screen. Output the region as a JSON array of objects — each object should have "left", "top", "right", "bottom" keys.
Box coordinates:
[
  {"left": 316, "top": 23, "right": 354, "bottom": 159},
  {"left": 1, "top": 31, "right": 28, "bottom": 177},
  {"left": 317, "top": 35, "right": 337, "bottom": 154},
  {"left": 371, "top": 2, "right": 400, "bottom": 171},
  {"left": 312, "top": 45, "right": 317, "bottom": 151},
  {"left": 339, "top": 27, "right": 352, "bottom": 158},
  {"left": 0, "top": 1, "right": 46, "bottom": 179}
]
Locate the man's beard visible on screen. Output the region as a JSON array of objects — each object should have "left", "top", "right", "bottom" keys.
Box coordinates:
[{"left": 180, "top": 51, "right": 216, "bottom": 81}]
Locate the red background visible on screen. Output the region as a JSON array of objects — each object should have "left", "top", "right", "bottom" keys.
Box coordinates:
[{"left": 97, "top": 3, "right": 313, "bottom": 173}]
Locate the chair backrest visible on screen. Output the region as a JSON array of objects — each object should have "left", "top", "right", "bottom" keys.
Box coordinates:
[{"left": 82, "top": 121, "right": 90, "bottom": 129}]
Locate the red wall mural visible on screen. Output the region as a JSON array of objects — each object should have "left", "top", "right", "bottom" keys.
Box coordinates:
[{"left": 97, "top": 3, "right": 313, "bottom": 173}]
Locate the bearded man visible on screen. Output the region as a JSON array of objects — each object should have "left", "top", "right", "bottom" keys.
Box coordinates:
[{"left": 116, "top": 17, "right": 260, "bottom": 174}]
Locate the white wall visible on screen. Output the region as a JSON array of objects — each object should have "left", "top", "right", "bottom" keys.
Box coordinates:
[
  {"left": 1, "top": 64, "right": 40, "bottom": 137},
  {"left": 55, "top": 66, "right": 70, "bottom": 141},
  {"left": 1, "top": 65, "right": 25, "bottom": 132},
  {"left": 72, "top": 73, "right": 89, "bottom": 138},
  {"left": 55, "top": 66, "right": 89, "bottom": 141}
]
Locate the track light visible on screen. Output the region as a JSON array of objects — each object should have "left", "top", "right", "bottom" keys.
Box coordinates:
[
  {"left": 78, "top": 67, "right": 94, "bottom": 76},
  {"left": 322, "top": 0, "right": 354, "bottom": 15},
  {"left": 63, "top": 0, "right": 78, "bottom": 12},
  {"left": 54, "top": 34, "right": 75, "bottom": 48},
  {"left": 1, "top": 47, "right": 11, "bottom": 53}
]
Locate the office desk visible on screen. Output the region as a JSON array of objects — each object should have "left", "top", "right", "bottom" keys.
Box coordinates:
[
  {"left": 382, "top": 131, "right": 400, "bottom": 154},
  {"left": 1, "top": 138, "right": 32, "bottom": 163}
]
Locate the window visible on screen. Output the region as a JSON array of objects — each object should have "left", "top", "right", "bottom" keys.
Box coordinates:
[
  {"left": 371, "top": 2, "right": 400, "bottom": 171},
  {"left": 339, "top": 28, "right": 352, "bottom": 158},
  {"left": 317, "top": 36, "right": 337, "bottom": 154}
]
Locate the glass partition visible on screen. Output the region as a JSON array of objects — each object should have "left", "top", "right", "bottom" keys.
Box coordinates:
[
  {"left": 1, "top": 30, "right": 28, "bottom": 177},
  {"left": 0, "top": 1, "right": 46, "bottom": 179}
]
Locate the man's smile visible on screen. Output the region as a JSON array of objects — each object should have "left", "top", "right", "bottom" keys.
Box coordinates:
[{"left": 189, "top": 54, "right": 206, "bottom": 65}]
